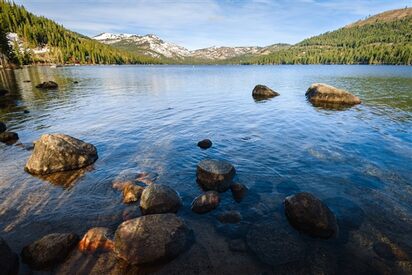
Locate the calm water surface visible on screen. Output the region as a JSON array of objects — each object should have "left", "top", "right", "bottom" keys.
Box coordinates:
[{"left": 0, "top": 65, "right": 412, "bottom": 274}]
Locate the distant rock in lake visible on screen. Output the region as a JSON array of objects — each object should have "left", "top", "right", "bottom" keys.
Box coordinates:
[
  {"left": 35, "top": 81, "right": 58, "bottom": 89},
  {"left": 0, "top": 122, "right": 6, "bottom": 133},
  {"left": 306, "top": 83, "right": 361, "bottom": 107},
  {"left": 197, "top": 139, "right": 212, "bottom": 149},
  {"left": 252, "top": 85, "right": 279, "bottom": 99},
  {"left": 0, "top": 132, "right": 19, "bottom": 144},
  {"left": 25, "top": 134, "right": 98, "bottom": 175}
]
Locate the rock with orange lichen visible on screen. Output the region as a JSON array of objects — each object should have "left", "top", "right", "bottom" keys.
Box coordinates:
[
  {"left": 78, "top": 228, "right": 114, "bottom": 253},
  {"left": 122, "top": 183, "right": 144, "bottom": 204}
]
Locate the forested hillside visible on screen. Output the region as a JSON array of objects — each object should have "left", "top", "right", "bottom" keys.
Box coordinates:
[
  {"left": 235, "top": 7, "right": 412, "bottom": 65},
  {"left": 0, "top": 0, "right": 157, "bottom": 65}
]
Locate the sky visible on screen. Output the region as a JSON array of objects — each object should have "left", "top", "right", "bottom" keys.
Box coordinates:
[{"left": 13, "top": 0, "right": 412, "bottom": 50}]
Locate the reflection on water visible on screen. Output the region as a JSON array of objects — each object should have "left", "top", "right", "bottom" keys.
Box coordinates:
[{"left": 1, "top": 65, "right": 412, "bottom": 274}]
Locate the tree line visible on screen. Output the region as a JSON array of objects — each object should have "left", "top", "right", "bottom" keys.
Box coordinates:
[{"left": 0, "top": 0, "right": 158, "bottom": 65}]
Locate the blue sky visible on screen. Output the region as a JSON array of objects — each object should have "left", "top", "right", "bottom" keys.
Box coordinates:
[{"left": 13, "top": 0, "right": 411, "bottom": 50}]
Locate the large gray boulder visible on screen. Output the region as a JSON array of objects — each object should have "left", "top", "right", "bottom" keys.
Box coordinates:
[
  {"left": 196, "top": 159, "right": 236, "bottom": 192},
  {"left": 191, "top": 191, "right": 220, "bottom": 214},
  {"left": 252, "top": 85, "right": 279, "bottom": 99},
  {"left": 284, "top": 192, "right": 338, "bottom": 239},
  {"left": 21, "top": 233, "right": 79, "bottom": 270},
  {"left": 0, "top": 237, "right": 19, "bottom": 275},
  {"left": 114, "top": 214, "right": 192, "bottom": 265},
  {"left": 306, "top": 83, "right": 361, "bottom": 106},
  {"left": 140, "top": 184, "right": 182, "bottom": 215},
  {"left": 25, "top": 134, "right": 98, "bottom": 175}
]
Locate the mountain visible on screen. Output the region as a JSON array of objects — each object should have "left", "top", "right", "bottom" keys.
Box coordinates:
[
  {"left": 0, "top": 1, "right": 158, "bottom": 65},
  {"left": 239, "top": 7, "right": 412, "bottom": 65},
  {"left": 93, "top": 32, "right": 289, "bottom": 62},
  {"left": 94, "top": 33, "right": 191, "bottom": 60}
]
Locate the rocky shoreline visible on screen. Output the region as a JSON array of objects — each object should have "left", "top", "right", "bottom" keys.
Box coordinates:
[{"left": 0, "top": 81, "right": 373, "bottom": 274}]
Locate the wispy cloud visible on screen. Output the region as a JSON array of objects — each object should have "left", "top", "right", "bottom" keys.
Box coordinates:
[{"left": 13, "top": 0, "right": 410, "bottom": 49}]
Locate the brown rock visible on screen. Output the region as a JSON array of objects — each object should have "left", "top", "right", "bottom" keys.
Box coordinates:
[
  {"left": 140, "top": 184, "right": 182, "bottom": 215},
  {"left": 230, "top": 183, "right": 248, "bottom": 202},
  {"left": 114, "top": 214, "right": 192, "bottom": 265},
  {"left": 25, "top": 134, "right": 98, "bottom": 175},
  {"left": 191, "top": 191, "right": 220, "bottom": 214},
  {"left": 252, "top": 84, "right": 279, "bottom": 99},
  {"left": 122, "top": 183, "right": 144, "bottom": 204},
  {"left": 284, "top": 192, "right": 338, "bottom": 239},
  {"left": 196, "top": 159, "right": 236, "bottom": 192},
  {"left": 36, "top": 81, "right": 58, "bottom": 89},
  {"left": 21, "top": 233, "right": 79, "bottom": 270},
  {"left": 0, "top": 132, "right": 18, "bottom": 144},
  {"left": 306, "top": 83, "right": 361, "bottom": 107},
  {"left": 218, "top": 210, "right": 242, "bottom": 224},
  {"left": 197, "top": 139, "right": 212, "bottom": 149},
  {"left": 78, "top": 228, "right": 114, "bottom": 253}
]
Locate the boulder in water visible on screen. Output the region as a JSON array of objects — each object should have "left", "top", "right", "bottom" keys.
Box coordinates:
[
  {"left": 191, "top": 191, "right": 220, "bottom": 214},
  {"left": 21, "top": 233, "right": 79, "bottom": 270},
  {"left": 196, "top": 159, "right": 236, "bottom": 192},
  {"left": 252, "top": 85, "right": 279, "bottom": 99},
  {"left": 0, "top": 132, "right": 19, "bottom": 144},
  {"left": 284, "top": 192, "right": 338, "bottom": 239},
  {"left": 122, "top": 183, "right": 144, "bottom": 204},
  {"left": 25, "top": 134, "right": 98, "bottom": 175},
  {"left": 36, "top": 81, "right": 58, "bottom": 89},
  {"left": 197, "top": 139, "right": 212, "bottom": 149},
  {"left": 306, "top": 83, "right": 361, "bottom": 107},
  {"left": 140, "top": 184, "right": 182, "bottom": 215},
  {"left": 114, "top": 213, "right": 192, "bottom": 265},
  {"left": 230, "top": 183, "right": 248, "bottom": 202}
]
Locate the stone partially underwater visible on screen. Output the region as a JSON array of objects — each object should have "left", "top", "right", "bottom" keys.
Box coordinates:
[
  {"left": 306, "top": 83, "right": 361, "bottom": 108},
  {"left": 252, "top": 84, "right": 279, "bottom": 100},
  {"left": 25, "top": 134, "right": 98, "bottom": 175}
]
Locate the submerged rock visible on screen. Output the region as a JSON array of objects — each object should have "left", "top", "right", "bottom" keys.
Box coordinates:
[
  {"left": 114, "top": 213, "right": 192, "bottom": 265},
  {"left": 0, "top": 88, "right": 9, "bottom": 96},
  {"left": 122, "top": 183, "right": 144, "bottom": 204},
  {"left": 252, "top": 84, "right": 279, "bottom": 99},
  {"left": 284, "top": 192, "right": 338, "bottom": 239},
  {"left": 0, "top": 122, "right": 6, "bottom": 133},
  {"left": 230, "top": 183, "right": 248, "bottom": 202},
  {"left": 306, "top": 83, "right": 361, "bottom": 107},
  {"left": 197, "top": 139, "right": 212, "bottom": 149},
  {"left": 0, "top": 237, "right": 19, "bottom": 275},
  {"left": 78, "top": 227, "right": 114, "bottom": 253},
  {"left": 191, "top": 191, "right": 220, "bottom": 214},
  {"left": 140, "top": 184, "right": 182, "bottom": 215},
  {"left": 218, "top": 210, "right": 242, "bottom": 224},
  {"left": 0, "top": 132, "right": 19, "bottom": 144},
  {"left": 21, "top": 233, "right": 79, "bottom": 270},
  {"left": 35, "top": 81, "right": 58, "bottom": 89},
  {"left": 196, "top": 159, "right": 236, "bottom": 192},
  {"left": 247, "top": 222, "right": 306, "bottom": 266},
  {"left": 25, "top": 134, "right": 98, "bottom": 175}
]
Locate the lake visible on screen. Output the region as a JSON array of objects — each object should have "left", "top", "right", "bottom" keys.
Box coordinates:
[{"left": 1, "top": 65, "right": 412, "bottom": 274}]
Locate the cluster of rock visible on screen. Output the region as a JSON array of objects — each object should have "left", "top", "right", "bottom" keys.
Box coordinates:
[
  {"left": 191, "top": 159, "right": 248, "bottom": 215},
  {"left": 251, "top": 83, "right": 361, "bottom": 108}
]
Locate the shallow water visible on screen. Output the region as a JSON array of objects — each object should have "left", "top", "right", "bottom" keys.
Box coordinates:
[{"left": 0, "top": 65, "right": 412, "bottom": 274}]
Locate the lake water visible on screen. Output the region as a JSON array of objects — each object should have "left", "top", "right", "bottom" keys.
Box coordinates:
[{"left": 0, "top": 65, "right": 412, "bottom": 274}]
